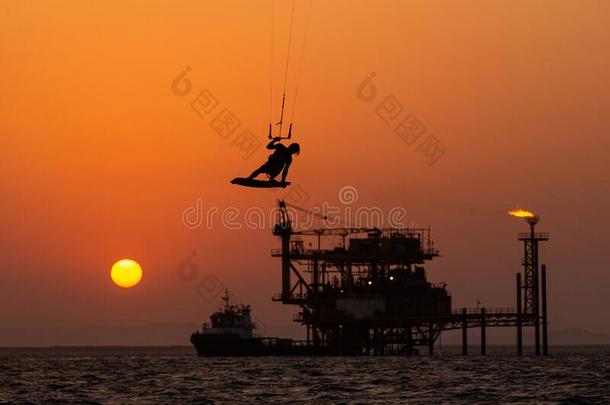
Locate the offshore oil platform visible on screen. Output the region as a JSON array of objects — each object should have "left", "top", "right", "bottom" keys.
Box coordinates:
[
  {"left": 192, "top": 201, "right": 549, "bottom": 356},
  {"left": 270, "top": 201, "right": 549, "bottom": 356}
]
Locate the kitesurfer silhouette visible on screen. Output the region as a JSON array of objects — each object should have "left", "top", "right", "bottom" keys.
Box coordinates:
[{"left": 246, "top": 137, "right": 300, "bottom": 187}]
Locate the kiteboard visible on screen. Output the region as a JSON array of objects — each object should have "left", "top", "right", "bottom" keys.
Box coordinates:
[{"left": 230, "top": 177, "right": 290, "bottom": 188}]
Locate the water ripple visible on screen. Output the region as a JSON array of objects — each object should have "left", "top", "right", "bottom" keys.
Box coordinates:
[{"left": 0, "top": 346, "right": 608, "bottom": 404}]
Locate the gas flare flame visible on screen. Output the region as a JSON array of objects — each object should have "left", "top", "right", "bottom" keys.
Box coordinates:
[{"left": 507, "top": 208, "right": 535, "bottom": 218}]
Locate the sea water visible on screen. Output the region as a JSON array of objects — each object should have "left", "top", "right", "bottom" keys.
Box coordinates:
[{"left": 1, "top": 346, "right": 608, "bottom": 403}]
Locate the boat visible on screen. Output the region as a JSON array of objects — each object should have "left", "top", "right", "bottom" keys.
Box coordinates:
[{"left": 190, "top": 290, "right": 313, "bottom": 356}]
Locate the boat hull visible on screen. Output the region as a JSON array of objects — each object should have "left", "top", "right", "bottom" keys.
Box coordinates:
[{"left": 190, "top": 333, "right": 329, "bottom": 356}]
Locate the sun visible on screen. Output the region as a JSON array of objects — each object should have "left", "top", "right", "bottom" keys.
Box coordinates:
[{"left": 110, "top": 259, "right": 143, "bottom": 288}]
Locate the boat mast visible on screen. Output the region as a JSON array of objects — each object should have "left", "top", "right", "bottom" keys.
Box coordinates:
[{"left": 222, "top": 289, "right": 230, "bottom": 311}]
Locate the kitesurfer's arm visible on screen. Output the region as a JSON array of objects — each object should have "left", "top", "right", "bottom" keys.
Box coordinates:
[{"left": 266, "top": 137, "right": 282, "bottom": 150}]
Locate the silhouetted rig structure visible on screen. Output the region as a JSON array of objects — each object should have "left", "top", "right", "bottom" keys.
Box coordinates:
[{"left": 272, "top": 201, "right": 549, "bottom": 356}]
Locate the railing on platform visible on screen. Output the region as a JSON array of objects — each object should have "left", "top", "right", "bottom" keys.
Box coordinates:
[
  {"left": 453, "top": 307, "right": 515, "bottom": 315},
  {"left": 272, "top": 293, "right": 308, "bottom": 302},
  {"left": 518, "top": 232, "right": 549, "bottom": 240}
]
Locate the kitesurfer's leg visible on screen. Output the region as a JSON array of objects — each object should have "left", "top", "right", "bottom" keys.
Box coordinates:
[
  {"left": 249, "top": 160, "right": 283, "bottom": 181},
  {"left": 247, "top": 165, "right": 267, "bottom": 180}
]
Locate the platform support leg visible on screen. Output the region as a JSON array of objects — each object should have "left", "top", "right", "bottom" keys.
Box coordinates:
[
  {"left": 517, "top": 273, "right": 523, "bottom": 355},
  {"left": 480, "top": 308, "right": 486, "bottom": 356},
  {"left": 541, "top": 264, "right": 548, "bottom": 356},
  {"left": 534, "top": 259, "right": 541, "bottom": 356},
  {"left": 462, "top": 308, "right": 468, "bottom": 356}
]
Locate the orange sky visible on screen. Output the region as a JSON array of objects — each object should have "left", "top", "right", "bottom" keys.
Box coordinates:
[{"left": 1, "top": 0, "right": 609, "bottom": 345}]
